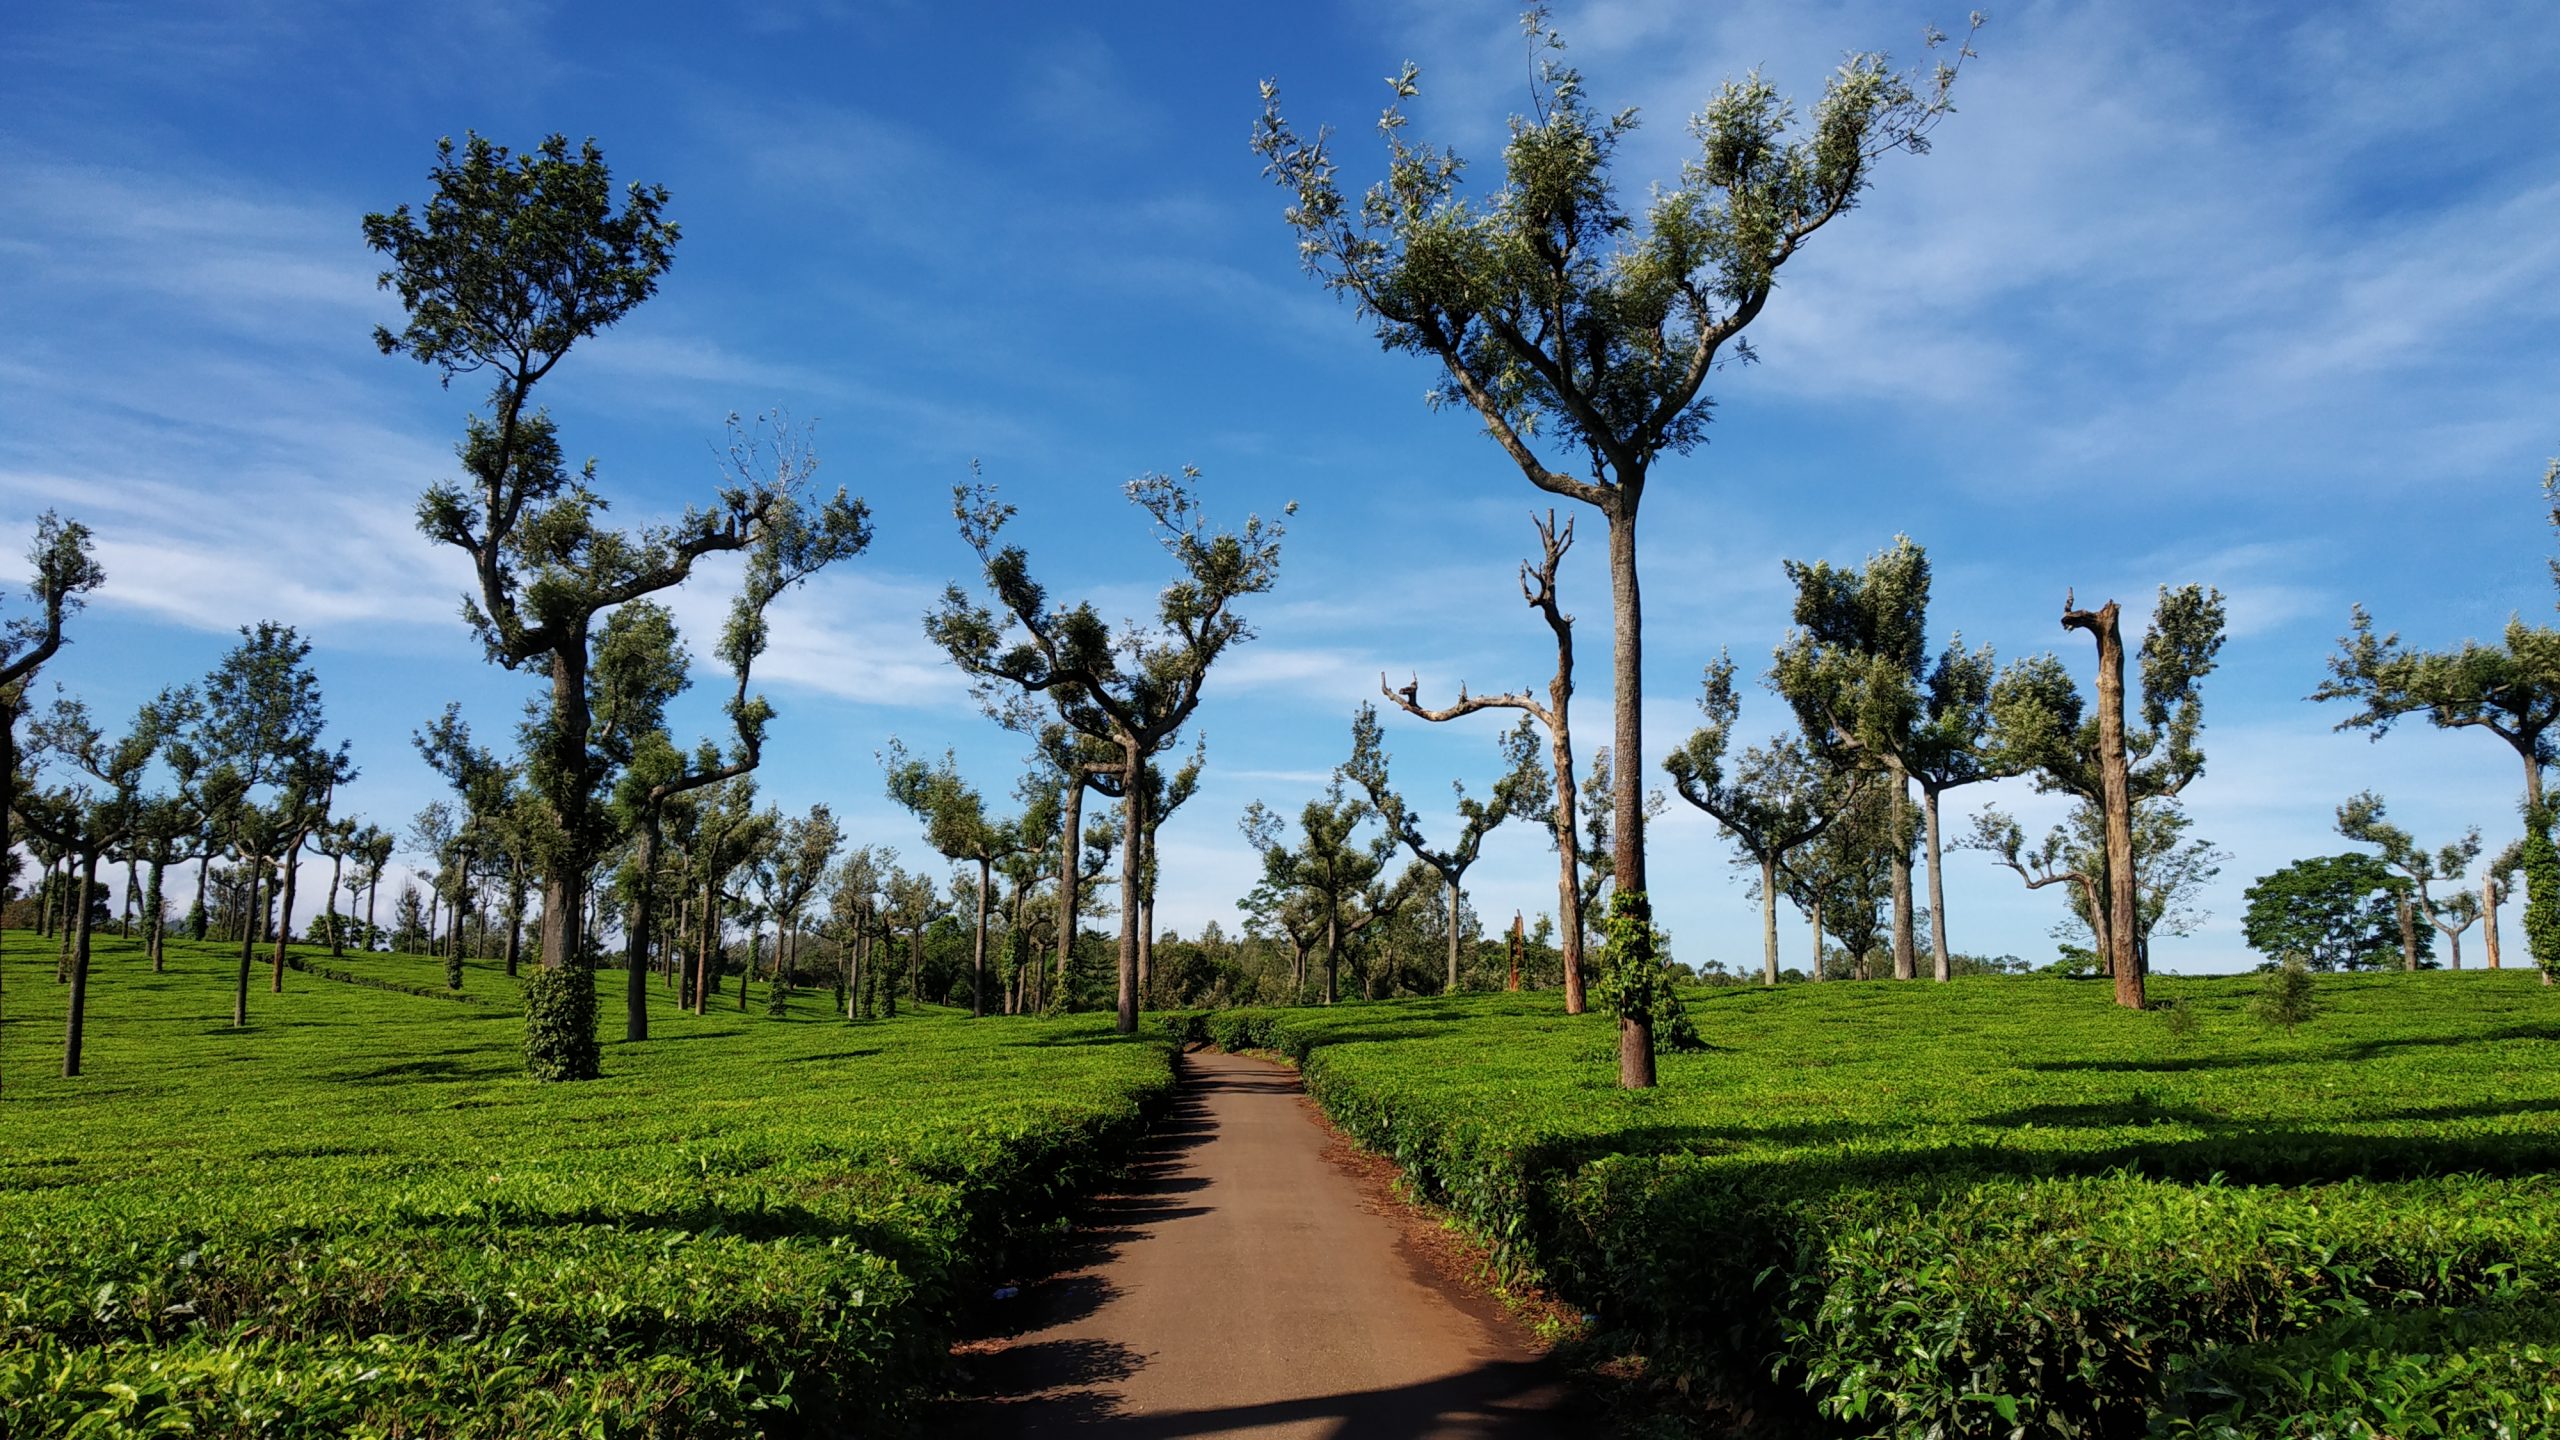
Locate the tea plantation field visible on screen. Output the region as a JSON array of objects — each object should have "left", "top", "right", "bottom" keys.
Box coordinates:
[
  {"left": 1183, "top": 973, "right": 2560, "bottom": 1438},
  {"left": 0, "top": 934, "right": 1175, "bottom": 1437}
]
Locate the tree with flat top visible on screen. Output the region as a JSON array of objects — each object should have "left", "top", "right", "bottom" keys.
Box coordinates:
[
  {"left": 1257, "top": 9, "right": 1976, "bottom": 1086},
  {"left": 367, "top": 135, "right": 868, "bottom": 1078}
]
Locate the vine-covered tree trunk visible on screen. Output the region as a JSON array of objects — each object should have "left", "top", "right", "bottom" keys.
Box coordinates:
[{"left": 1605, "top": 507, "right": 1654, "bottom": 1087}]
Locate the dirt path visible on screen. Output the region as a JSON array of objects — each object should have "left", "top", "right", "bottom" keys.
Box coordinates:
[{"left": 940, "top": 1050, "right": 1573, "bottom": 1437}]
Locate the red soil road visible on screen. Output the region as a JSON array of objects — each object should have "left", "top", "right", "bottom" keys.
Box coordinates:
[{"left": 940, "top": 1050, "right": 1573, "bottom": 1437}]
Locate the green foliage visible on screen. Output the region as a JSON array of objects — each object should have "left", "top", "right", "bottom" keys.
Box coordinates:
[
  {"left": 1592, "top": 891, "right": 1695, "bottom": 1050},
  {"left": 2253, "top": 953, "right": 2317, "bottom": 1030},
  {"left": 518, "top": 961, "right": 598, "bottom": 1083},
  {"left": 2527, "top": 826, "right": 2560, "bottom": 975},
  {"left": 2152, "top": 1299, "right": 2560, "bottom": 1438},
  {"left": 1185, "top": 972, "right": 2560, "bottom": 1435},
  {"left": 2242, "top": 853, "right": 2413, "bottom": 971},
  {"left": 1, "top": 932, "right": 1173, "bottom": 1436}
]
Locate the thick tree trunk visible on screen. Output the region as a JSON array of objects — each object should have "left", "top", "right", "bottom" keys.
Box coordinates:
[
  {"left": 232, "top": 865, "right": 260, "bottom": 1027},
  {"left": 2066, "top": 599, "right": 2144, "bottom": 1008},
  {"left": 1811, "top": 899, "right": 1825, "bottom": 982},
  {"left": 2446, "top": 925, "right": 2463, "bottom": 971},
  {"left": 1923, "top": 784, "right": 1952, "bottom": 982},
  {"left": 2486, "top": 874, "right": 2503, "bottom": 968},
  {"left": 2398, "top": 894, "right": 2418, "bottom": 972},
  {"left": 1889, "top": 768, "right": 1916, "bottom": 981},
  {"left": 1508, "top": 911, "right": 1523, "bottom": 992},
  {"left": 270, "top": 838, "right": 302, "bottom": 992},
  {"left": 1604, "top": 503, "right": 1653, "bottom": 1087},
  {"left": 63, "top": 851, "right": 98, "bottom": 1078},
  {"left": 1761, "top": 857, "right": 1780, "bottom": 987},
  {"left": 1115, "top": 747, "right": 1141, "bottom": 1034},
  {"left": 972, "top": 856, "right": 991, "bottom": 1019}
]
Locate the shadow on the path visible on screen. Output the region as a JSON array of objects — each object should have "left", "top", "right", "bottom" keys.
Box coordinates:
[{"left": 939, "top": 1056, "right": 1573, "bottom": 1436}]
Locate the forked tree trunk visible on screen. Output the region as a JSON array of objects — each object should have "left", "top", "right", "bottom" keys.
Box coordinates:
[{"left": 2064, "top": 598, "right": 2144, "bottom": 1009}]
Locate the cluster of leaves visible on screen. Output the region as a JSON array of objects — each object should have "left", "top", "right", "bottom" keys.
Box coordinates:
[
  {"left": 1171, "top": 971, "right": 2560, "bottom": 1434},
  {"left": 1, "top": 934, "right": 1175, "bottom": 1436}
]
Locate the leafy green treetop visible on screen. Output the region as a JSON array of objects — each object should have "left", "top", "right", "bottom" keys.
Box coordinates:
[
  {"left": 2335, "top": 791, "right": 2482, "bottom": 970},
  {"left": 2241, "top": 853, "right": 2421, "bottom": 973}
]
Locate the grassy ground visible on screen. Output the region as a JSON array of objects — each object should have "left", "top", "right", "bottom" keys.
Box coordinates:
[
  {"left": 0, "top": 931, "right": 1174, "bottom": 1437},
  {"left": 1185, "top": 972, "right": 2560, "bottom": 1437}
]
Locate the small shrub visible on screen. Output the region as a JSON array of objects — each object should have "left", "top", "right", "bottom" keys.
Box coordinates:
[
  {"left": 2254, "top": 954, "right": 2316, "bottom": 1030},
  {"left": 2156, "top": 997, "right": 2200, "bottom": 1043}
]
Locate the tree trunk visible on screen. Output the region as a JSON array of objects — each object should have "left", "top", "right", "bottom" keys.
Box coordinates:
[
  {"left": 2446, "top": 925, "right": 2463, "bottom": 971},
  {"left": 1323, "top": 908, "right": 1339, "bottom": 1006},
  {"left": 1923, "top": 783, "right": 1952, "bottom": 981},
  {"left": 1054, "top": 771, "right": 1086, "bottom": 1012},
  {"left": 194, "top": 849, "right": 215, "bottom": 940},
  {"left": 1761, "top": 857, "right": 1780, "bottom": 987},
  {"left": 120, "top": 854, "right": 137, "bottom": 938},
  {"left": 973, "top": 856, "right": 991, "bottom": 1019},
  {"left": 270, "top": 837, "right": 302, "bottom": 992},
  {"left": 505, "top": 872, "right": 524, "bottom": 976},
  {"left": 232, "top": 864, "right": 260, "bottom": 1027},
  {"left": 365, "top": 872, "right": 379, "bottom": 948},
  {"left": 2486, "top": 874, "right": 2503, "bottom": 968},
  {"left": 325, "top": 850, "right": 345, "bottom": 957},
  {"left": 625, "top": 819, "right": 658, "bottom": 1042},
  {"left": 1116, "top": 746, "right": 1141, "bottom": 1034},
  {"left": 1889, "top": 768, "right": 1916, "bottom": 981},
  {"left": 1811, "top": 898, "right": 1825, "bottom": 982},
  {"left": 1445, "top": 876, "right": 1463, "bottom": 994},
  {"left": 145, "top": 855, "right": 168, "bottom": 971},
  {"left": 63, "top": 851, "right": 98, "bottom": 1078},
  {"left": 2066, "top": 599, "right": 2144, "bottom": 1008},
  {"left": 2398, "top": 893, "right": 2418, "bottom": 972},
  {"left": 1604, "top": 503, "right": 1653, "bottom": 1086},
  {"left": 694, "top": 878, "right": 717, "bottom": 1016}
]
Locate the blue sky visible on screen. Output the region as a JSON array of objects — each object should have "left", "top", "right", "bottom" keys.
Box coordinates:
[{"left": 3, "top": 1, "right": 2555, "bottom": 973}]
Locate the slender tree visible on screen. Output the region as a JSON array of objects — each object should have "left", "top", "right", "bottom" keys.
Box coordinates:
[
  {"left": 1342, "top": 704, "right": 1542, "bottom": 994},
  {"left": 1241, "top": 779, "right": 1400, "bottom": 1005},
  {"left": 1667, "top": 654, "right": 1865, "bottom": 985},
  {"left": 1384, "top": 512, "right": 1590, "bottom": 1013},
  {"left": 882, "top": 743, "right": 1021, "bottom": 1018},
  {"left": 1990, "top": 586, "right": 2227, "bottom": 1007},
  {"left": 1258, "top": 12, "right": 1974, "bottom": 1086},
  {"left": 929, "top": 469, "right": 1285, "bottom": 1033},
  {"left": 369, "top": 134, "right": 865, "bottom": 1079}
]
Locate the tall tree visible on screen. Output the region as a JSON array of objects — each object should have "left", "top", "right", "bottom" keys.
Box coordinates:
[
  {"left": 1774, "top": 537, "right": 2016, "bottom": 981},
  {"left": 1990, "top": 586, "right": 2227, "bottom": 1007},
  {"left": 2336, "top": 791, "right": 2483, "bottom": 970},
  {"left": 1667, "top": 654, "right": 1864, "bottom": 985},
  {"left": 929, "top": 469, "right": 1285, "bottom": 1033},
  {"left": 369, "top": 134, "right": 867, "bottom": 1079},
  {"left": 1343, "top": 703, "right": 1543, "bottom": 994},
  {"left": 757, "top": 804, "right": 842, "bottom": 996},
  {"left": 1258, "top": 12, "right": 1974, "bottom": 1087},
  {"left": 1384, "top": 512, "right": 1589, "bottom": 1013}
]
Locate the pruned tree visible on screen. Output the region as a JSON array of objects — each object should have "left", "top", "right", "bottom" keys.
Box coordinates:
[
  {"left": 368, "top": 133, "right": 868, "bottom": 1079},
  {"left": 929, "top": 469, "right": 1285, "bottom": 1033},
  {"left": 1343, "top": 703, "right": 1543, "bottom": 994},
  {"left": 1257, "top": 9, "right": 1976, "bottom": 1086},
  {"left": 1990, "top": 585, "right": 2227, "bottom": 1007},
  {"left": 757, "top": 804, "right": 841, "bottom": 999},
  {"left": 1383, "top": 511, "right": 1589, "bottom": 1013},
  {"left": 0, "top": 514, "right": 106, "bottom": 1079},
  {"left": 1667, "top": 653, "right": 1864, "bottom": 985},
  {"left": 2337, "top": 791, "right": 2483, "bottom": 970}
]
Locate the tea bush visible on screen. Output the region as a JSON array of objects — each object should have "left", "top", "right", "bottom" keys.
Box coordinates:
[{"left": 1, "top": 935, "right": 1175, "bottom": 1436}]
